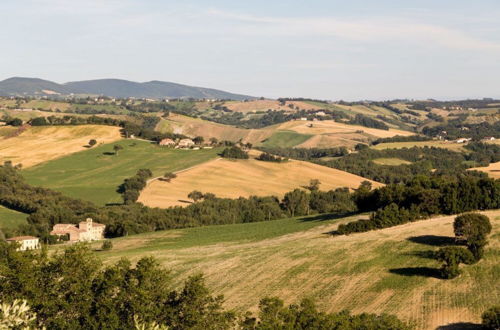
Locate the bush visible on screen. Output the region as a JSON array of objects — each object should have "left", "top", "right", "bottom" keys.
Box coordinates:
[
  {"left": 220, "top": 146, "right": 249, "bottom": 159},
  {"left": 435, "top": 246, "right": 474, "bottom": 279},
  {"left": 101, "top": 240, "right": 113, "bottom": 251},
  {"left": 482, "top": 306, "right": 500, "bottom": 330},
  {"left": 454, "top": 213, "right": 492, "bottom": 261}
]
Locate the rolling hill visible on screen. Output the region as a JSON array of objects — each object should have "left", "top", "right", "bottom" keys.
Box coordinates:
[
  {"left": 95, "top": 210, "right": 500, "bottom": 329},
  {"left": 0, "top": 77, "right": 254, "bottom": 100},
  {"left": 138, "top": 154, "right": 383, "bottom": 208}
]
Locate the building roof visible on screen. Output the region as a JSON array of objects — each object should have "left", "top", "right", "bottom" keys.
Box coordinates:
[{"left": 7, "top": 236, "right": 38, "bottom": 241}]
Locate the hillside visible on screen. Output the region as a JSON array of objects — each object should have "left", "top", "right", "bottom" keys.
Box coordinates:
[
  {"left": 0, "top": 77, "right": 254, "bottom": 100},
  {"left": 0, "top": 125, "right": 122, "bottom": 167},
  {"left": 138, "top": 155, "right": 383, "bottom": 208},
  {"left": 97, "top": 210, "right": 500, "bottom": 329}
]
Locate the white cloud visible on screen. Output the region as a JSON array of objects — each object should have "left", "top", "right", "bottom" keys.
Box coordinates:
[{"left": 207, "top": 9, "right": 500, "bottom": 51}]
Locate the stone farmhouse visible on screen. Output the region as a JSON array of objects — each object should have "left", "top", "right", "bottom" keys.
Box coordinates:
[
  {"left": 159, "top": 138, "right": 176, "bottom": 146},
  {"left": 50, "top": 218, "right": 105, "bottom": 242},
  {"left": 6, "top": 236, "right": 40, "bottom": 251},
  {"left": 177, "top": 138, "right": 195, "bottom": 149}
]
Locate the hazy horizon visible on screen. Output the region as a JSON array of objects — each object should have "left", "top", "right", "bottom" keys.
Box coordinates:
[{"left": 2, "top": 0, "right": 500, "bottom": 101}]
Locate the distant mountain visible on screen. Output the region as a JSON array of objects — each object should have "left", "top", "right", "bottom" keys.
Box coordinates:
[{"left": 0, "top": 77, "right": 254, "bottom": 100}]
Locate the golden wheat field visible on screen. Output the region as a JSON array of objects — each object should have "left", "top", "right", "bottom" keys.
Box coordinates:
[
  {"left": 138, "top": 156, "right": 382, "bottom": 208},
  {"left": 472, "top": 161, "right": 500, "bottom": 179},
  {"left": 0, "top": 125, "right": 122, "bottom": 167},
  {"left": 98, "top": 210, "right": 500, "bottom": 330}
]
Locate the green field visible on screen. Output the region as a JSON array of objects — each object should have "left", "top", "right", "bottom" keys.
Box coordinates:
[
  {"left": 260, "top": 130, "right": 313, "bottom": 148},
  {"left": 23, "top": 140, "right": 221, "bottom": 205},
  {"left": 0, "top": 206, "right": 28, "bottom": 229},
  {"left": 372, "top": 158, "right": 412, "bottom": 165},
  {"left": 94, "top": 210, "right": 500, "bottom": 329}
]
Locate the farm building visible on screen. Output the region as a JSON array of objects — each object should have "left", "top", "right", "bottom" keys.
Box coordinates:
[
  {"left": 483, "top": 137, "right": 495, "bottom": 141},
  {"left": 50, "top": 218, "right": 105, "bottom": 242},
  {"left": 456, "top": 138, "right": 472, "bottom": 144},
  {"left": 159, "top": 138, "right": 176, "bottom": 146},
  {"left": 177, "top": 138, "right": 195, "bottom": 148},
  {"left": 6, "top": 236, "right": 40, "bottom": 251}
]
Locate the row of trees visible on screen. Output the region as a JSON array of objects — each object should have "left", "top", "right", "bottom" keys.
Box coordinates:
[
  {"left": 0, "top": 244, "right": 410, "bottom": 329},
  {"left": 256, "top": 152, "right": 287, "bottom": 163},
  {"left": 117, "top": 169, "right": 153, "bottom": 204},
  {"left": 336, "top": 174, "right": 500, "bottom": 235},
  {"left": 220, "top": 146, "right": 249, "bottom": 159}
]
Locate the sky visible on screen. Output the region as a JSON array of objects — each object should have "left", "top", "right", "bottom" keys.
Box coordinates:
[{"left": 1, "top": 0, "right": 500, "bottom": 100}]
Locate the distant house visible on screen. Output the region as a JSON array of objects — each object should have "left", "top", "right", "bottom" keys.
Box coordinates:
[
  {"left": 50, "top": 218, "right": 105, "bottom": 242},
  {"left": 456, "top": 138, "right": 471, "bottom": 144},
  {"left": 177, "top": 138, "right": 195, "bottom": 149},
  {"left": 6, "top": 236, "right": 40, "bottom": 251},
  {"left": 299, "top": 117, "right": 308, "bottom": 121},
  {"left": 483, "top": 137, "right": 495, "bottom": 141},
  {"left": 159, "top": 138, "right": 176, "bottom": 146}
]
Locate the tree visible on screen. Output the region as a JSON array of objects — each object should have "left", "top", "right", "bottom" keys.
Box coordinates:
[
  {"left": 101, "top": 240, "right": 113, "bottom": 251},
  {"left": 163, "top": 172, "right": 177, "bottom": 182},
  {"left": 453, "top": 213, "right": 492, "bottom": 261},
  {"left": 220, "top": 147, "right": 249, "bottom": 159},
  {"left": 482, "top": 306, "right": 500, "bottom": 330},
  {"left": 7, "top": 118, "right": 22, "bottom": 126},
  {"left": 209, "top": 137, "right": 219, "bottom": 145},
  {"left": 193, "top": 136, "right": 204, "bottom": 145},
  {"left": 113, "top": 144, "right": 123, "bottom": 155},
  {"left": 188, "top": 190, "right": 204, "bottom": 202},
  {"left": 282, "top": 189, "right": 309, "bottom": 217},
  {"left": 307, "top": 179, "right": 321, "bottom": 192},
  {"left": 88, "top": 139, "right": 97, "bottom": 147},
  {"left": 435, "top": 246, "right": 474, "bottom": 279}
]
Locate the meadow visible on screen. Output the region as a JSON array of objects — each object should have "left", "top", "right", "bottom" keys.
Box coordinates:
[
  {"left": 139, "top": 156, "right": 382, "bottom": 208},
  {"left": 96, "top": 210, "right": 500, "bottom": 329},
  {"left": 372, "top": 158, "right": 412, "bottom": 166},
  {"left": 260, "top": 130, "right": 313, "bottom": 148},
  {"left": 23, "top": 140, "right": 221, "bottom": 205},
  {"left": 0, "top": 206, "right": 28, "bottom": 229}
]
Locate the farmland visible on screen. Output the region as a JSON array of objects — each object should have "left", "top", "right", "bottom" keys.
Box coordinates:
[
  {"left": 0, "top": 125, "right": 122, "bottom": 167},
  {"left": 372, "top": 158, "right": 412, "bottom": 166},
  {"left": 97, "top": 210, "right": 500, "bottom": 329},
  {"left": 472, "top": 161, "right": 500, "bottom": 179},
  {"left": 259, "top": 130, "right": 313, "bottom": 148},
  {"left": 372, "top": 140, "right": 468, "bottom": 152},
  {"left": 23, "top": 140, "right": 221, "bottom": 205},
  {"left": 139, "top": 156, "right": 383, "bottom": 208}
]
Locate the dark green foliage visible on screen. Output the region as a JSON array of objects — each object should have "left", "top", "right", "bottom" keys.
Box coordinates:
[
  {"left": 220, "top": 146, "right": 249, "bottom": 159},
  {"left": 88, "top": 139, "right": 97, "bottom": 147},
  {"left": 348, "top": 114, "right": 389, "bottom": 130},
  {"left": 240, "top": 297, "right": 411, "bottom": 330},
  {"left": 482, "top": 306, "right": 500, "bottom": 330},
  {"left": 30, "top": 117, "right": 48, "bottom": 126},
  {"left": 256, "top": 152, "right": 287, "bottom": 163},
  {"left": 257, "top": 147, "right": 348, "bottom": 160},
  {"left": 423, "top": 121, "right": 500, "bottom": 140},
  {"left": 188, "top": 190, "right": 204, "bottom": 202},
  {"left": 101, "top": 240, "right": 112, "bottom": 251},
  {"left": 336, "top": 175, "right": 500, "bottom": 235},
  {"left": 371, "top": 135, "right": 432, "bottom": 145},
  {"left": 118, "top": 169, "right": 153, "bottom": 204},
  {"left": 7, "top": 117, "right": 23, "bottom": 126},
  {"left": 162, "top": 172, "right": 177, "bottom": 182},
  {"left": 0, "top": 244, "right": 235, "bottom": 329},
  {"left": 453, "top": 213, "right": 492, "bottom": 261},
  {"left": 435, "top": 246, "right": 474, "bottom": 279},
  {"left": 282, "top": 189, "right": 309, "bottom": 217}
]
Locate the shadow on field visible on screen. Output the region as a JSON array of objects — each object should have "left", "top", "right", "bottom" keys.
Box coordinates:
[
  {"left": 102, "top": 152, "right": 116, "bottom": 156},
  {"left": 389, "top": 267, "right": 441, "bottom": 278},
  {"left": 435, "top": 322, "right": 483, "bottom": 330},
  {"left": 299, "top": 212, "right": 358, "bottom": 223},
  {"left": 407, "top": 235, "right": 456, "bottom": 246}
]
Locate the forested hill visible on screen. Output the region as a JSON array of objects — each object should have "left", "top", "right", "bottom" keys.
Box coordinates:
[{"left": 0, "top": 77, "right": 254, "bottom": 100}]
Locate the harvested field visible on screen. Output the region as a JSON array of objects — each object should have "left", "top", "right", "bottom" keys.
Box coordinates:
[
  {"left": 224, "top": 100, "right": 323, "bottom": 113},
  {"left": 372, "top": 158, "right": 412, "bottom": 165},
  {"left": 139, "top": 157, "right": 382, "bottom": 208},
  {"left": 372, "top": 140, "right": 467, "bottom": 152},
  {"left": 0, "top": 125, "right": 122, "bottom": 167},
  {"left": 97, "top": 210, "right": 500, "bottom": 330},
  {"left": 471, "top": 161, "right": 500, "bottom": 179}
]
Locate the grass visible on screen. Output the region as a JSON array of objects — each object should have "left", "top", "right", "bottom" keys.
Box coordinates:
[
  {"left": 94, "top": 210, "right": 500, "bottom": 329},
  {"left": 372, "top": 158, "right": 412, "bottom": 165},
  {"left": 0, "top": 206, "right": 28, "bottom": 229},
  {"left": 260, "top": 130, "right": 313, "bottom": 148},
  {"left": 372, "top": 141, "right": 467, "bottom": 152},
  {"left": 23, "top": 140, "right": 221, "bottom": 205},
  {"left": 139, "top": 157, "right": 382, "bottom": 208}
]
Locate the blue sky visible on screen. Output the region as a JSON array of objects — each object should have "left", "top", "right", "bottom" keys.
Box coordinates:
[{"left": 1, "top": 0, "right": 499, "bottom": 100}]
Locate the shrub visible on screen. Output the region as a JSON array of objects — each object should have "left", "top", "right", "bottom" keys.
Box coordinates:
[
  {"left": 101, "top": 240, "right": 113, "bottom": 251},
  {"left": 220, "top": 146, "right": 249, "bottom": 159},
  {"left": 435, "top": 246, "right": 474, "bottom": 279},
  {"left": 482, "top": 306, "right": 500, "bottom": 330}
]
